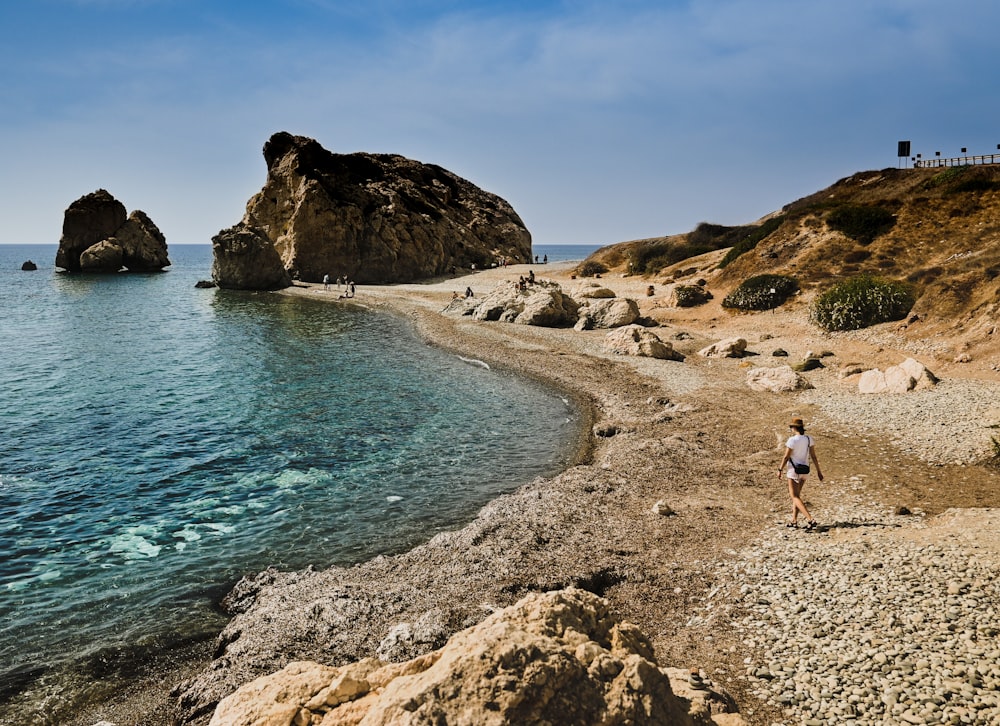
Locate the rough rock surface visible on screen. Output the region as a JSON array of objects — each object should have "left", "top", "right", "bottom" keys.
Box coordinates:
[
  {"left": 698, "top": 338, "right": 748, "bottom": 358},
  {"left": 858, "top": 357, "right": 938, "bottom": 394},
  {"left": 665, "top": 283, "right": 712, "bottom": 308},
  {"left": 467, "top": 280, "right": 579, "bottom": 326},
  {"left": 212, "top": 132, "right": 531, "bottom": 289},
  {"left": 603, "top": 325, "right": 680, "bottom": 360},
  {"left": 212, "top": 224, "right": 292, "bottom": 291},
  {"left": 208, "top": 589, "right": 744, "bottom": 726},
  {"left": 576, "top": 297, "right": 641, "bottom": 329},
  {"left": 21, "top": 260, "right": 37, "bottom": 271},
  {"left": 745, "top": 365, "right": 814, "bottom": 392},
  {"left": 55, "top": 189, "right": 169, "bottom": 273}
]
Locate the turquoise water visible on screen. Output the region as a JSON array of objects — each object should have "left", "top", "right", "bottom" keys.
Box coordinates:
[{"left": 0, "top": 245, "right": 579, "bottom": 712}]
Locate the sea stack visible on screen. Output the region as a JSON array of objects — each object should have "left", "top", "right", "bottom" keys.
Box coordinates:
[
  {"left": 211, "top": 132, "right": 532, "bottom": 290},
  {"left": 55, "top": 189, "right": 170, "bottom": 273}
]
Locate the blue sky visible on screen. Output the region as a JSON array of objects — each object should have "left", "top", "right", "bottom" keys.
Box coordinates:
[{"left": 3, "top": 0, "right": 1000, "bottom": 247}]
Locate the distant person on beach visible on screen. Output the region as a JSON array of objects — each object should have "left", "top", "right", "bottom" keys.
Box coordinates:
[
  {"left": 336, "top": 276, "right": 342, "bottom": 290},
  {"left": 527, "top": 270, "right": 535, "bottom": 284},
  {"left": 778, "top": 417, "right": 823, "bottom": 529},
  {"left": 465, "top": 286, "right": 474, "bottom": 298},
  {"left": 349, "top": 281, "right": 356, "bottom": 297},
  {"left": 543, "top": 254, "right": 547, "bottom": 264},
  {"left": 323, "top": 273, "right": 330, "bottom": 291}
]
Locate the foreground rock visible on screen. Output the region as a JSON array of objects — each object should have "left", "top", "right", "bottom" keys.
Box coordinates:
[
  {"left": 745, "top": 365, "right": 814, "bottom": 392},
  {"left": 211, "top": 132, "right": 532, "bottom": 289},
  {"left": 463, "top": 279, "right": 579, "bottom": 326},
  {"left": 55, "top": 189, "right": 169, "bottom": 273},
  {"left": 209, "top": 589, "right": 744, "bottom": 726}
]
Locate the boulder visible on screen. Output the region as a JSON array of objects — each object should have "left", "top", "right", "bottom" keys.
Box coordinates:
[
  {"left": 578, "top": 297, "right": 640, "bottom": 329},
  {"left": 603, "top": 325, "right": 680, "bottom": 360},
  {"left": 79, "top": 239, "right": 124, "bottom": 272},
  {"left": 665, "top": 283, "right": 712, "bottom": 308},
  {"left": 698, "top": 338, "right": 747, "bottom": 358},
  {"left": 21, "top": 260, "right": 37, "bottom": 271},
  {"left": 469, "top": 280, "right": 578, "bottom": 326},
  {"left": 746, "top": 365, "right": 815, "bottom": 392},
  {"left": 212, "top": 224, "right": 292, "bottom": 291},
  {"left": 571, "top": 282, "right": 616, "bottom": 300},
  {"left": 213, "top": 132, "right": 531, "bottom": 289},
  {"left": 55, "top": 189, "right": 169, "bottom": 273},
  {"left": 208, "top": 589, "right": 744, "bottom": 726},
  {"left": 858, "top": 358, "right": 938, "bottom": 394}
]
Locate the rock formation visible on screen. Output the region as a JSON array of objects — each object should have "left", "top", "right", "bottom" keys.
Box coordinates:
[
  {"left": 858, "top": 357, "right": 938, "bottom": 394},
  {"left": 603, "top": 325, "right": 681, "bottom": 360},
  {"left": 21, "top": 260, "right": 37, "bottom": 271},
  {"left": 207, "top": 588, "right": 744, "bottom": 726},
  {"left": 745, "top": 365, "right": 815, "bottom": 392},
  {"left": 55, "top": 189, "right": 169, "bottom": 273},
  {"left": 211, "top": 132, "right": 532, "bottom": 289},
  {"left": 468, "top": 279, "right": 580, "bottom": 326},
  {"left": 698, "top": 338, "right": 748, "bottom": 358}
]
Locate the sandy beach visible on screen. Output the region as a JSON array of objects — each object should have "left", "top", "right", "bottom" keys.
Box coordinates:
[{"left": 74, "top": 259, "right": 1000, "bottom": 725}]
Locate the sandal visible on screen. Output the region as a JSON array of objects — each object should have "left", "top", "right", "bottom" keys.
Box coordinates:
[
  {"left": 805, "top": 520, "right": 817, "bottom": 530},
  {"left": 785, "top": 522, "right": 798, "bottom": 528}
]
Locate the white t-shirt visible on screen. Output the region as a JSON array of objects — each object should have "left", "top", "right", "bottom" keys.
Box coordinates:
[{"left": 786, "top": 434, "right": 812, "bottom": 466}]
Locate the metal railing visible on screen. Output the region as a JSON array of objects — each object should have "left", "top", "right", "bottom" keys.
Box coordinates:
[{"left": 913, "top": 154, "right": 1000, "bottom": 168}]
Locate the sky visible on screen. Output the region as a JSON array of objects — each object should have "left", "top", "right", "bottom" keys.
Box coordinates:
[{"left": 3, "top": 0, "right": 1000, "bottom": 247}]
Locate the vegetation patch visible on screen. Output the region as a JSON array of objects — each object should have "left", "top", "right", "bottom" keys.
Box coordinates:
[
  {"left": 577, "top": 260, "right": 608, "bottom": 277},
  {"left": 826, "top": 205, "right": 896, "bottom": 245},
  {"left": 722, "top": 274, "right": 799, "bottom": 311},
  {"left": 718, "top": 215, "right": 787, "bottom": 268},
  {"left": 810, "top": 274, "right": 915, "bottom": 331}
]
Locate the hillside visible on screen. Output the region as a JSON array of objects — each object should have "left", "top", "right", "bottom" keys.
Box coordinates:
[{"left": 581, "top": 164, "right": 1000, "bottom": 354}]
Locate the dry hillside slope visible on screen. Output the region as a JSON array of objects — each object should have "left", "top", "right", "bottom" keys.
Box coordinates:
[{"left": 583, "top": 165, "right": 1000, "bottom": 355}]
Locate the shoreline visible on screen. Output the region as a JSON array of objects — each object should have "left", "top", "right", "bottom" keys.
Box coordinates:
[{"left": 74, "top": 261, "right": 1000, "bottom": 725}]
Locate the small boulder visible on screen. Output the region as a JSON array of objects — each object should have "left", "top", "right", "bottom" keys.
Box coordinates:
[
  {"left": 571, "top": 282, "right": 616, "bottom": 299},
  {"left": 21, "top": 260, "right": 37, "bottom": 271},
  {"left": 746, "top": 365, "right": 814, "bottom": 392},
  {"left": 665, "top": 283, "right": 711, "bottom": 308},
  {"left": 698, "top": 338, "right": 747, "bottom": 358},
  {"left": 603, "top": 325, "right": 680, "bottom": 360},
  {"left": 859, "top": 358, "right": 937, "bottom": 394}
]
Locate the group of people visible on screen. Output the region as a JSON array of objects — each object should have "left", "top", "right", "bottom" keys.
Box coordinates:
[{"left": 322, "top": 274, "right": 356, "bottom": 298}]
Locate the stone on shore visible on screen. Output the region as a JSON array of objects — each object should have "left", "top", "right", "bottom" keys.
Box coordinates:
[
  {"left": 469, "top": 280, "right": 579, "bottom": 326},
  {"left": 746, "top": 365, "right": 814, "bottom": 392},
  {"left": 698, "top": 338, "right": 747, "bottom": 358},
  {"left": 858, "top": 357, "right": 938, "bottom": 394},
  {"left": 212, "top": 224, "right": 293, "bottom": 291},
  {"left": 208, "top": 588, "right": 744, "bottom": 726},
  {"left": 577, "top": 297, "right": 640, "bottom": 329},
  {"left": 21, "top": 260, "right": 37, "bottom": 271},
  {"left": 603, "top": 325, "right": 680, "bottom": 360},
  {"left": 664, "top": 283, "right": 712, "bottom": 308}
]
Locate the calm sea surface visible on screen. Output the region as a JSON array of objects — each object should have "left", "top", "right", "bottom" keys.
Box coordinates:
[{"left": 0, "top": 244, "right": 582, "bottom": 716}]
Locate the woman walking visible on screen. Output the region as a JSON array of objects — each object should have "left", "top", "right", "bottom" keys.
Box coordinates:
[{"left": 779, "top": 417, "right": 823, "bottom": 529}]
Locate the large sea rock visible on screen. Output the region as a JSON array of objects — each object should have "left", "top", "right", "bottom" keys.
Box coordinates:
[
  {"left": 55, "top": 189, "right": 169, "bottom": 273},
  {"left": 211, "top": 132, "right": 532, "bottom": 289}
]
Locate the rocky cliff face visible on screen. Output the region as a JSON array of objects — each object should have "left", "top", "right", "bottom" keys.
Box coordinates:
[
  {"left": 55, "top": 189, "right": 169, "bottom": 273},
  {"left": 211, "top": 132, "right": 532, "bottom": 289}
]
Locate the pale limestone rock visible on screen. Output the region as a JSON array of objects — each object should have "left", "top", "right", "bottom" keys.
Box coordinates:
[
  {"left": 572, "top": 283, "right": 616, "bottom": 299},
  {"left": 652, "top": 500, "right": 675, "bottom": 516},
  {"left": 698, "top": 338, "right": 747, "bottom": 358},
  {"left": 745, "top": 365, "right": 814, "bottom": 392},
  {"left": 208, "top": 589, "right": 743, "bottom": 726},
  {"left": 79, "top": 239, "right": 124, "bottom": 272},
  {"left": 470, "top": 280, "right": 578, "bottom": 327},
  {"left": 580, "top": 297, "right": 640, "bottom": 328},
  {"left": 603, "top": 325, "right": 678, "bottom": 360},
  {"left": 859, "top": 358, "right": 938, "bottom": 394}
]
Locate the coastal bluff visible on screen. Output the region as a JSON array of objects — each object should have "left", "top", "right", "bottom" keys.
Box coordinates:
[
  {"left": 55, "top": 189, "right": 169, "bottom": 273},
  {"left": 211, "top": 132, "right": 532, "bottom": 290}
]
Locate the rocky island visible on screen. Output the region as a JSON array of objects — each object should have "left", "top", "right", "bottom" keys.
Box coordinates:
[{"left": 55, "top": 189, "right": 169, "bottom": 273}]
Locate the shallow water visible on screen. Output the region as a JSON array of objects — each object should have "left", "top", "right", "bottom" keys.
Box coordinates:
[{"left": 0, "top": 244, "right": 579, "bottom": 712}]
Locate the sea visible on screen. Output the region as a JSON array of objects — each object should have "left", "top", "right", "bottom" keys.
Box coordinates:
[{"left": 0, "top": 242, "right": 599, "bottom": 720}]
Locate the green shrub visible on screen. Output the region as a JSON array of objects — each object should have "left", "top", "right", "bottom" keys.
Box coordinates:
[
  {"left": 722, "top": 274, "right": 799, "bottom": 311},
  {"left": 810, "top": 274, "right": 915, "bottom": 331},
  {"left": 577, "top": 260, "right": 608, "bottom": 277},
  {"left": 718, "top": 215, "right": 787, "bottom": 268},
  {"left": 826, "top": 205, "right": 896, "bottom": 245}
]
